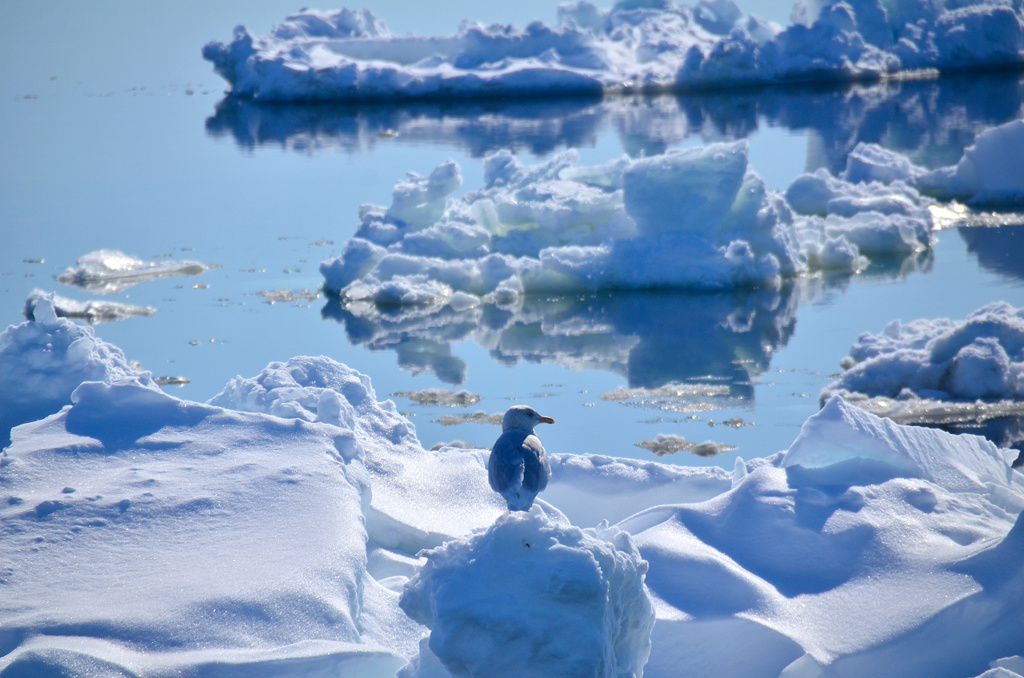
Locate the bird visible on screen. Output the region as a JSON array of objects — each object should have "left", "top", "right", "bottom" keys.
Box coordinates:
[{"left": 488, "top": 405, "right": 554, "bottom": 511}]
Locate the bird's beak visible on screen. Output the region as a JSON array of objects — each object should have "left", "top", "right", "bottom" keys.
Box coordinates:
[{"left": 539, "top": 416, "right": 555, "bottom": 424}]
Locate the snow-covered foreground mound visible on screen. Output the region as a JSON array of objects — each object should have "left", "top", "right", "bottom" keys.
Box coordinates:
[
  {"left": 399, "top": 505, "right": 655, "bottom": 678},
  {"left": 822, "top": 302, "right": 1024, "bottom": 432},
  {"left": 321, "top": 140, "right": 936, "bottom": 306},
  {"left": 203, "top": 1, "right": 1024, "bottom": 101},
  {"left": 2, "top": 300, "right": 1024, "bottom": 677}
]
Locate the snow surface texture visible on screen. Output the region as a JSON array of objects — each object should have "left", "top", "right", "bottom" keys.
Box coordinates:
[
  {"left": 3, "top": 305, "right": 1024, "bottom": 677},
  {"left": 203, "top": 1, "right": 1024, "bottom": 101},
  {"left": 822, "top": 302, "right": 1024, "bottom": 432},
  {"left": 320, "top": 140, "right": 937, "bottom": 307}
]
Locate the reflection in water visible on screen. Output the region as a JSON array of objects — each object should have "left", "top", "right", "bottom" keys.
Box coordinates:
[
  {"left": 323, "top": 283, "right": 803, "bottom": 403},
  {"left": 206, "top": 96, "right": 606, "bottom": 157},
  {"left": 322, "top": 252, "right": 931, "bottom": 415},
  {"left": 207, "top": 73, "right": 1024, "bottom": 166},
  {"left": 959, "top": 224, "right": 1024, "bottom": 283}
]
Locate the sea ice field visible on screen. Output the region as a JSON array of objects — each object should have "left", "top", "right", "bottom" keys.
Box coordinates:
[{"left": 3, "top": 0, "right": 1024, "bottom": 676}]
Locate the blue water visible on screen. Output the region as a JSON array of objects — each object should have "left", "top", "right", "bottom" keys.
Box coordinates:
[{"left": 2, "top": 2, "right": 1024, "bottom": 466}]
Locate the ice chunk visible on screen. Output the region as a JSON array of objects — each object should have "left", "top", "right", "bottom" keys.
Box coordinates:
[
  {"left": 25, "top": 288, "right": 155, "bottom": 324},
  {"left": 322, "top": 144, "right": 942, "bottom": 309},
  {"left": 783, "top": 395, "right": 1018, "bottom": 494},
  {"left": 399, "top": 505, "right": 655, "bottom": 678},
  {"left": 55, "top": 249, "right": 207, "bottom": 295}
]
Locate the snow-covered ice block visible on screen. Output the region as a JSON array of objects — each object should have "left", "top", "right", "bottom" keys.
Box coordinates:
[
  {"left": 322, "top": 144, "right": 941, "bottom": 308},
  {"left": 398, "top": 504, "right": 655, "bottom": 678},
  {"left": 622, "top": 395, "right": 1024, "bottom": 676}
]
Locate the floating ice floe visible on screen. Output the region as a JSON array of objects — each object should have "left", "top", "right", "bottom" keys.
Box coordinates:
[
  {"left": 56, "top": 249, "right": 208, "bottom": 295},
  {"left": 2, "top": 306, "right": 1024, "bottom": 677},
  {"left": 821, "top": 302, "right": 1024, "bottom": 443},
  {"left": 203, "top": 1, "right": 1024, "bottom": 102},
  {"left": 320, "top": 140, "right": 936, "bottom": 307},
  {"left": 25, "top": 288, "right": 155, "bottom": 324}
]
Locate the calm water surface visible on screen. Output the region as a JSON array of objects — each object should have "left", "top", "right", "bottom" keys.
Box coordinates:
[{"left": 2, "top": 2, "right": 1024, "bottom": 466}]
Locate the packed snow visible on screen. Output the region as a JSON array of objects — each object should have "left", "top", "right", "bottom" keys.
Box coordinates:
[
  {"left": 3, "top": 297, "right": 1024, "bottom": 677},
  {"left": 203, "top": 1, "right": 1024, "bottom": 101}
]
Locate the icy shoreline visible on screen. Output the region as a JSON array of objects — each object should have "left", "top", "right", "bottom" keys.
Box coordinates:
[
  {"left": 2, "top": 297, "right": 1023, "bottom": 677},
  {"left": 203, "top": 1, "right": 1024, "bottom": 102}
]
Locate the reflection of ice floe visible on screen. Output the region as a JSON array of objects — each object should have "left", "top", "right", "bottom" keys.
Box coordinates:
[
  {"left": 206, "top": 96, "right": 605, "bottom": 157},
  {"left": 24, "top": 288, "right": 155, "bottom": 324},
  {"left": 321, "top": 142, "right": 936, "bottom": 306},
  {"left": 325, "top": 283, "right": 800, "bottom": 407},
  {"left": 55, "top": 249, "right": 207, "bottom": 295},
  {"left": 206, "top": 74, "right": 1024, "bottom": 180},
  {"left": 204, "top": 2, "right": 1024, "bottom": 102},
  {"left": 959, "top": 223, "right": 1024, "bottom": 282}
]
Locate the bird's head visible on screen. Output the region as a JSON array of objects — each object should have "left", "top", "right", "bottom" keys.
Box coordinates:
[{"left": 502, "top": 405, "right": 555, "bottom": 433}]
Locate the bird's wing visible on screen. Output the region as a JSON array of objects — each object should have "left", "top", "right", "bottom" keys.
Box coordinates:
[
  {"left": 488, "top": 430, "right": 527, "bottom": 493},
  {"left": 521, "top": 434, "right": 550, "bottom": 493}
]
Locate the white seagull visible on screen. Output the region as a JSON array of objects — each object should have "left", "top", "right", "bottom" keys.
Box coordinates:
[{"left": 488, "top": 405, "right": 554, "bottom": 511}]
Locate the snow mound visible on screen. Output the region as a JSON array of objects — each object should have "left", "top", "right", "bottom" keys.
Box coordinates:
[
  {"left": 822, "top": 302, "right": 1024, "bottom": 425},
  {"left": 398, "top": 504, "right": 655, "bottom": 678},
  {"left": 55, "top": 249, "right": 207, "bottom": 295},
  {"left": 209, "top": 356, "right": 506, "bottom": 553},
  {"left": 624, "top": 395, "right": 1024, "bottom": 676},
  {"left": 321, "top": 143, "right": 936, "bottom": 308},
  {"left": 0, "top": 294, "right": 152, "bottom": 448},
  {"left": 204, "top": 2, "right": 1024, "bottom": 101},
  {"left": 0, "top": 379, "right": 389, "bottom": 676}
]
